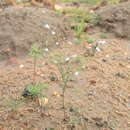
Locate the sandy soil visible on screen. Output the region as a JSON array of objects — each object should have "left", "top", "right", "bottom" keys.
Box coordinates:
[{"left": 0, "top": 4, "right": 129, "bottom": 130}]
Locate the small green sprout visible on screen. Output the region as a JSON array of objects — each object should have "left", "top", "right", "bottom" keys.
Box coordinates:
[
  {"left": 22, "top": 44, "right": 47, "bottom": 99},
  {"left": 87, "top": 39, "right": 95, "bottom": 44},
  {"left": 50, "top": 53, "right": 72, "bottom": 120},
  {"left": 29, "top": 44, "right": 42, "bottom": 84},
  {"left": 74, "top": 38, "right": 82, "bottom": 45},
  {"left": 75, "top": 19, "right": 85, "bottom": 39},
  {"left": 27, "top": 83, "right": 48, "bottom": 97},
  {"left": 91, "top": 14, "right": 101, "bottom": 25},
  {"left": 73, "top": 56, "right": 81, "bottom": 63},
  {"left": 100, "top": 33, "right": 108, "bottom": 39},
  {"left": 55, "top": 10, "right": 62, "bottom": 16},
  {"left": 8, "top": 98, "right": 24, "bottom": 111},
  {"left": 72, "top": 56, "right": 85, "bottom": 64}
]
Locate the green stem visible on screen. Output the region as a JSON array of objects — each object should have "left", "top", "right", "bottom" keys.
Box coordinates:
[
  {"left": 33, "top": 55, "right": 36, "bottom": 85},
  {"left": 62, "top": 87, "right": 65, "bottom": 119}
]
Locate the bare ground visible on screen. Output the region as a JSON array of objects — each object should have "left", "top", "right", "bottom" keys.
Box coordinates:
[{"left": 0, "top": 5, "right": 130, "bottom": 130}]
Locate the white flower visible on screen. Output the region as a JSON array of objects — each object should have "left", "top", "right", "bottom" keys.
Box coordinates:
[
  {"left": 19, "top": 64, "right": 24, "bottom": 68},
  {"left": 56, "top": 42, "right": 59, "bottom": 45},
  {"left": 74, "top": 72, "right": 79, "bottom": 76},
  {"left": 96, "top": 47, "right": 101, "bottom": 52},
  {"left": 65, "top": 57, "right": 70, "bottom": 62},
  {"left": 90, "top": 10, "right": 94, "bottom": 13},
  {"left": 52, "top": 31, "right": 56, "bottom": 35},
  {"left": 44, "top": 48, "right": 49, "bottom": 52},
  {"left": 44, "top": 24, "right": 50, "bottom": 29}
]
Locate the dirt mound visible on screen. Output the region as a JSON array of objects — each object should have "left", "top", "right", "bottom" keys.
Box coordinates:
[
  {"left": 96, "top": 2, "right": 130, "bottom": 39},
  {"left": 0, "top": 7, "right": 67, "bottom": 60}
]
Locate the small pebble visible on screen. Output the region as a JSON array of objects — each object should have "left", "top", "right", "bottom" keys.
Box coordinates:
[
  {"left": 106, "top": 54, "right": 109, "bottom": 58},
  {"left": 41, "top": 97, "right": 48, "bottom": 105},
  {"left": 42, "top": 10, "right": 46, "bottom": 14},
  {"left": 102, "top": 59, "right": 107, "bottom": 62},
  {"left": 68, "top": 41, "right": 72, "bottom": 45},
  {"left": 124, "top": 52, "right": 127, "bottom": 55},
  {"left": 115, "top": 72, "right": 126, "bottom": 79},
  {"left": 127, "top": 65, "right": 130, "bottom": 68},
  {"left": 69, "top": 107, "right": 74, "bottom": 112},
  {"left": 95, "top": 122, "right": 104, "bottom": 127},
  {"left": 88, "top": 107, "right": 92, "bottom": 111},
  {"left": 40, "top": 74, "right": 44, "bottom": 77},
  {"left": 22, "top": 88, "right": 32, "bottom": 98},
  {"left": 50, "top": 76, "right": 57, "bottom": 81},
  {"left": 52, "top": 92, "right": 59, "bottom": 97},
  {"left": 89, "top": 80, "right": 96, "bottom": 85},
  {"left": 42, "top": 62, "right": 46, "bottom": 65}
]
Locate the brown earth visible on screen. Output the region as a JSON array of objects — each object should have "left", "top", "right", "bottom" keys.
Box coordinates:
[
  {"left": 0, "top": 7, "right": 69, "bottom": 60},
  {"left": 97, "top": 2, "right": 130, "bottom": 39},
  {"left": 0, "top": 4, "right": 130, "bottom": 130}
]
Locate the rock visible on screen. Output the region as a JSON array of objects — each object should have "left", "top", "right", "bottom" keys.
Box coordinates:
[
  {"left": 39, "top": 97, "right": 48, "bottom": 106},
  {"left": 115, "top": 72, "right": 126, "bottom": 79},
  {"left": 22, "top": 88, "right": 32, "bottom": 98},
  {"left": 89, "top": 80, "right": 96, "bottom": 85},
  {"left": 95, "top": 121, "right": 107, "bottom": 127},
  {"left": 52, "top": 92, "right": 60, "bottom": 97},
  {"left": 50, "top": 76, "right": 58, "bottom": 81},
  {"left": 95, "top": 122, "right": 104, "bottom": 127},
  {"left": 102, "top": 59, "right": 107, "bottom": 62}
]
